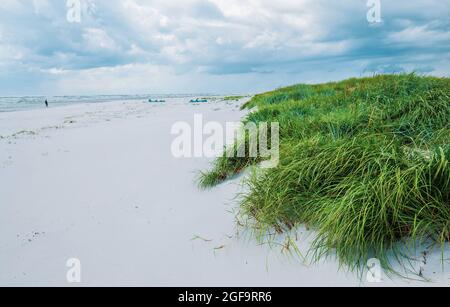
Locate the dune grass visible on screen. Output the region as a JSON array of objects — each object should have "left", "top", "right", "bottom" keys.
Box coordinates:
[
  {"left": 199, "top": 74, "right": 450, "bottom": 273},
  {"left": 223, "top": 95, "right": 246, "bottom": 101}
]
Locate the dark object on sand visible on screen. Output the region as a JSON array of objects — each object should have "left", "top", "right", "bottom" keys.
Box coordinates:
[
  {"left": 45, "top": 99, "right": 48, "bottom": 107},
  {"left": 148, "top": 99, "right": 166, "bottom": 103},
  {"left": 190, "top": 98, "right": 208, "bottom": 103}
]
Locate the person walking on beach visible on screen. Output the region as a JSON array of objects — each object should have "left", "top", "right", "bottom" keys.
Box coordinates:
[{"left": 45, "top": 99, "right": 48, "bottom": 108}]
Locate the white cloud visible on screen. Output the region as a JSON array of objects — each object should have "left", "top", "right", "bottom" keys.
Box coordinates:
[
  {"left": 83, "top": 28, "right": 118, "bottom": 51},
  {"left": 0, "top": 0, "right": 24, "bottom": 11},
  {"left": 0, "top": 43, "right": 25, "bottom": 65},
  {"left": 386, "top": 24, "right": 450, "bottom": 46},
  {"left": 32, "top": 0, "right": 51, "bottom": 15}
]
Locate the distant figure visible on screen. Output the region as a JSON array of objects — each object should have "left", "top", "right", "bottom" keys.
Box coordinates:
[{"left": 45, "top": 99, "right": 48, "bottom": 108}]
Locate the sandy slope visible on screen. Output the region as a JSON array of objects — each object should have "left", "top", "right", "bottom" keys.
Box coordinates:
[{"left": 0, "top": 99, "right": 448, "bottom": 286}]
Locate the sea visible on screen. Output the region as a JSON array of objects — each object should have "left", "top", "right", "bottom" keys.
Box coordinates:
[{"left": 0, "top": 94, "right": 214, "bottom": 113}]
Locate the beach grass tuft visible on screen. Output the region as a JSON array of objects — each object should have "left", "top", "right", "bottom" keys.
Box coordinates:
[
  {"left": 199, "top": 74, "right": 450, "bottom": 273},
  {"left": 223, "top": 95, "right": 247, "bottom": 101}
]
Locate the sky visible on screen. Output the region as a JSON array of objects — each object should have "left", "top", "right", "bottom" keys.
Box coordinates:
[{"left": 0, "top": 0, "right": 449, "bottom": 96}]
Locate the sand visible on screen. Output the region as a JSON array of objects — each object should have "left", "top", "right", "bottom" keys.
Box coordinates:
[{"left": 0, "top": 98, "right": 448, "bottom": 286}]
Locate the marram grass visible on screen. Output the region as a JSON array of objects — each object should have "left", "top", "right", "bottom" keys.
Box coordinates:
[{"left": 199, "top": 74, "right": 450, "bottom": 273}]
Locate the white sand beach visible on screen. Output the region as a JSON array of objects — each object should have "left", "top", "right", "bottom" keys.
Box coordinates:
[{"left": 0, "top": 98, "right": 448, "bottom": 287}]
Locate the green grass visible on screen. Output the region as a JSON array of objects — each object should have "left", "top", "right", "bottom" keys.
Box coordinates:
[
  {"left": 224, "top": 95, "right": 247, "bottom": 101},
  {"left": 199, "top": 74, "right": 450, "bottom": 274}
]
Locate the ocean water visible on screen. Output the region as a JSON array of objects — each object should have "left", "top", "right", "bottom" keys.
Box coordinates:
[{"left": 0, "top": 94, "right": 208, "bottom": 113}]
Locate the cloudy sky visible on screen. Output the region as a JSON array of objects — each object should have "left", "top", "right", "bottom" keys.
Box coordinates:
[{"left": 0, "top": 0, "right": 449, "bottom": 95}]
